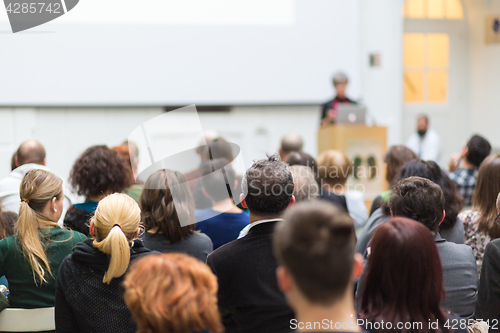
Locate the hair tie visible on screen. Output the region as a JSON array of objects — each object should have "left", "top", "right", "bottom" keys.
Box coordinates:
[
  {"left": 21, "top": 198, "right": 29, "bottom": 203},
  {"left": 113, "top": 224, "right": 122, "bottom": 230}
]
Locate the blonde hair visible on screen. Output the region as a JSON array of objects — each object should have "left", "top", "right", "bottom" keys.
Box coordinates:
[
  {"left": 92, "top": 193, "right": 140, "bottom": 284},
  {"left": 124, "top": 253, "right": 223, "bottom": 333},
  {"left": 17, "top": 169, "right": 63, "bottom": 284},
  {"left": 318, "top": 150, "right": 353, "bottom": 186}
]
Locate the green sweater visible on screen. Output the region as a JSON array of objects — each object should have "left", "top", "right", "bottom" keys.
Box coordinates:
[{"left": 0, "top": 227, "right": 87, "bottom": 308}]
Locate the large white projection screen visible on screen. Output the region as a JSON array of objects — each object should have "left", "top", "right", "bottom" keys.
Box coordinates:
[{"left": 0, "top": 0, "right": 360, "bottom": 105}]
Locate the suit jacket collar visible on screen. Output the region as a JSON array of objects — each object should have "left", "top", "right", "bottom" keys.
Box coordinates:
[{"left": 247, "top": 219, "right": 282, "bottom": 237}]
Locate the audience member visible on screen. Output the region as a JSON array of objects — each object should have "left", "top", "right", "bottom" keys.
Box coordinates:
[
  {"left": 357, "top": 159, "right": 465, "bottom": 255},
  {"left": 237, "top": 164, "right": 319, "bottom": 239},
  {"left": 459, "top": 154, "right": 500, "bottom": 274},
  {"left": 406, "top": 114, "right": 442, "bottom": 163},
  {"left": 207, "top": 153, "right": 295, "bottom": 333},
  {"left": 124, "top": 253, "right": 223, "bottom": 333},
  {"left": 318, "top": 150, "right": 367, "bottom": 228},
  {"left": 286, "top": 151, "right": 319, "bottom": 180},
  {"left": 274, "top": 201, "right": 366, "bottom": 333},
  {"left": 64, "top": 145, "right": 132, "bottom": 236},
  {"left": 321, "top": 72, "right": 357, "bottom": 126},
  {"left": 184, "top": 130, "right": 219, "bottom": 194},
  {"left": 189, "top": 137, "right": 236, "bottom": 210},
  {"left": 289, "top": 165, "right": 319, "bottom": 202},
  {"left": 449, "top": 135, "right": 491, "bottom": 207},
  {"left": 359, "top": 217, "right": 467, "bottom": 333},
  {"left": 55, "top": 193, "right": 153, "bottom": 333},
  {"left": 369, "top": 145, "right": 417, "bottom": 215},
  {"left": 474, "top": 192, "right": 500, "bottom": 327},
  {"left": 0, "top": 207, "right": 17, "bottom": 288},
  {"left": 195, "top": 159, "right": 249, "bottom": 250},
  {"left": 112, "top": 144, "right": 143, "bottom": 202},
  {"left": 278, "top": 133, "right": 304, "bottom": 162},
  {"left": 0, "top": 169, "right": 86, "bottom": 308},
  {"left": 0, "top": 140, "right": 72, "bottom": 223},
  {"left": 384, "top": 177, "right": 477, "bottom": 317},
  {"left": 140, "top": 169, "right": 213, "bottom": 262}
]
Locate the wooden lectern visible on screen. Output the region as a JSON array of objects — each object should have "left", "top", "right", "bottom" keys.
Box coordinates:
[{"left": 317, "top": 124, "right": 388, "bottom": 205}]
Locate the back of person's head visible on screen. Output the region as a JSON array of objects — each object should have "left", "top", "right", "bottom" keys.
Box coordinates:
[
  {"left": 280, "top": 134, "right": 304, "bottom": 154},
  {"left": 11, "top": 151, "right": 17, "bottom": 171},
  {"left": 318, "top": 150, "right": 353, "bottom": 187},
  {"left": 70, "top": 145, "right": 132, "bottom": 199},
  {"left": 472, "top": 155, "right": 500, "bottom": 238},
  {"left": 201, "top": 137, "right": 234, "bottom": 162},
  {"left": 112, "top": 144, "right": 138, "bottom": 180},
  {"left": 200, "top": 158, "right": 236, "bottom": 203},
  {"left": 241, "top": 153, "right": 294, "bottom": 217},
  {"left": 388, "top": 177, "right": 444, "bottom": 233},
  {"left": 92, "top": 193, "right": 141, "bottom": 284},
  {"left": 466, "top": 135, "right": 491, "bottom": 168},
  {"left": 16, "top": 140, "right": 46, "bottom": 167},
  {"left": 0, "top": 211, "right": 16, "bottom": 240},
  {"left": 123, "top": 253, "right": 223, "bottom": 333},
  {"left": 360, "top": 218, "right": 446, "bottom": 331},
  {"left": 17, "top": 169, "right": 63, "bottom": 284},
  {"left": 384, "top": 146, "right": 417, "bottom": 185},
  {"left": 289, "top": 166, "right": 319, "bottom": 202},
  {"left": 140, "top": 169, "right": 195, "bottom": 243},
  {"left": 195, "top": 131, "right": 219, "bottom": 156},
  {"left": 286, "top": 152, "right": 318, "bottom": 176},
  {"left": 387, "top": 159, "right": 463, "bottom": 230},
  {"left": 122, "top": 140, "right": 139, "bottom": 159},
  {"left": 274, "top": 201, "right": 356, "bottom": 305}
]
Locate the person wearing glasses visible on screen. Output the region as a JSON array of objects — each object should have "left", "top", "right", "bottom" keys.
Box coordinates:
[{"left": 459, "top": 155, "right": 500, "bottom": 275}]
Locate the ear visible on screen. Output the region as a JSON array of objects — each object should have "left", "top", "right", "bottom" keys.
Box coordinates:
[
  {"left": 438, "top": 210, "right": 446, "bottom": 226},
  {"left": 287, "top": 195, "right": 296, "bottom": 208},
  {"left": 50, "top": 197, "right": 57, "bottom": 212},
  {"left": 14, "top": 156, "right": 19, "bottom": 168},
  {"left": 461, "top": 147, "right": 469, "bottom": 158},
  {"left": 89, "top": 219, "right": 96, "bottom": 236},
  {"left": 352, "top": 253, "right": 364, "bottom": 280},
  {"left": 276, "top": 266, "right": 293, "bottom": 293},
  {"left": 391, "top": 212, "right": 394, "bottom": 218},
  {"left": 134, "top": 227, "right": 140, "bottom": 239},
  {"left": 42, "top": 158, "right": 46, "bottom": 166},
  {"left": 239, "top": 194, "right": 248, "bottom": 209}
]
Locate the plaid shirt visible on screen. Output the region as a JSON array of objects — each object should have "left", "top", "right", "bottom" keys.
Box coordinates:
[{"left": 449, "top": 168, "right": 478, "bottom": 206}]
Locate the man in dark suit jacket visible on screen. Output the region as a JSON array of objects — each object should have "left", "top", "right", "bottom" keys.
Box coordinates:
[
  {"left": 387, "top": 177, "right": 478, "bottom": 318},
  {"left": 207, "top": 153, "right": 296, "bottom": 333}
]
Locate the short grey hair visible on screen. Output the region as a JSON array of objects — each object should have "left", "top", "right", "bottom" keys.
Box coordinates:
[
  {"left": 280, "top": 134, "right": 304, "bottom": 154},
  {"left": 333, "top": 72, "right": 348, "bottom": 85},
  {"left": 289, "top": 165, "right": 319, "bottom": 202}
]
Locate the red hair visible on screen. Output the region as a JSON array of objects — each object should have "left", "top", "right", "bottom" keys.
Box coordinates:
[{"left": 123, "top": 253, "right": 223, "bottom": 333}]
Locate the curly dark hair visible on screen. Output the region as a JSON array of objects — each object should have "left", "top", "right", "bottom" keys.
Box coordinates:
[
  {"left": 383, "top": 160, "right": 464, "bottom": 230},
  {"left": 140, "top": 169, "right": 195, "bottom": 243},
  {"left": 241, "top": 153, "right": 294, "bottom": 217},
  {"left": 70, "top": 145, "right": 132, "bottom": 198}
]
